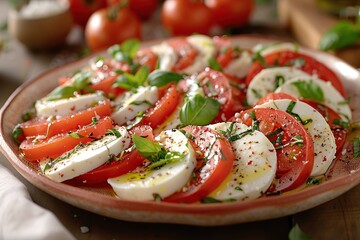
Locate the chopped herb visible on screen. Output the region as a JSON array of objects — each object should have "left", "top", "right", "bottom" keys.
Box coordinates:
[
  {"left": 249, "top": 111, "right": 259, "bottom": 131},
  {"left": 274, "top": 75, "right": 285, "bottom": 90},
  {"left": 91, "top": 117, "right": 98, "bottom": 125},
  {"left": 44, "top": 144, "right": 84, "bottom": 171},
  {"left": 130, "top": 100, "right": 154, "bottom": 107},
  {"left": 251, "top": 88, "right": 262, "bottom": 99},
  {"left": 12, "top": 125, "right": 23, "bottom": 145},
  {"left": 286, "top": 101, "right": 313, "bottom": 125},
  {"left": 290, "top": 135, "right": 304, "bottom": 147},
  {"left": 68, "top": 132, "right": 84, "bottom": 138},
  {"left": 153, "top": 193, "right": 162, "bottom": 202},
  {"left": 333, "top": 118, "right": 349, "bottom": 129},
  {"left": 306, "top": 177, "right": 321, "bottom": 186},
  {"left": 200, "top": 197, "right": 236, "bottom": 204},
  {"left": 338, "top": 98, "right": 350, "bottom": 105},
  {"left": 106, "top": 128, "right": 122, "bottom": 138},
  {"left": 234, "top": 186, "right": 243, "bottom": 191},
  {"left": 22, "top": 107, "right": 36, "bottom": 121},
  {"left": 228, "top": 129, "right": 254, "bottom": 142},
  {"left": 353, "top": 137, "right": 360, "bottom": 158},
  {"left": 252, "top": 51, "right": 267, "bottom": 66},
  {"left": 291, "top": 80, "right": 324, "bottom": 102}
]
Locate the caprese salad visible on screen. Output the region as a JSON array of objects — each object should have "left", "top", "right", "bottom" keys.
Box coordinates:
[{"left": 13, "top": 35, "right": 359, "bottom": 203}]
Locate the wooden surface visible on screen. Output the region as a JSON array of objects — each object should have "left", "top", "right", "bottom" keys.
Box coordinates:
[
  {"left": 1, "top": 1, "right": 360, "bottom": 239},
  {"left": 278, "top": 0, "right": 360, "bottom": 68}
]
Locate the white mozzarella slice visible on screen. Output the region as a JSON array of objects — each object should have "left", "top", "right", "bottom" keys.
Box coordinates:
[
  {"left": 246, "top": 67, "right": 311, "bottom": 106},
  {"left": 182, "top": 35, "right": 216, "bottom": 74},
  {"left": 151, "top": 42, "right": 177, "bottom": 71},
  {"left": 275, "top": 77, "right": 352, "bottom": 121},
  {"left": 111, "top": 86, "right": 158, "bottom": 125},
  {"left": 41, "top": 126, "right": 131, "bottom": 182},
  {"left": 208, "top": 122, "right": 277, "bottom": 201},
  {"left": 253, "top": 42, "right": 299, "bottom": 56},
  {"left": 256, "top": 99, "right": 337, "bottom": 176},
  {"left": 223, "top": 50, "right": 253, "bottom": 79},
  {"left": 108, "top": 129, "right": 196, "bottom": 201},
  {"left": 35, "top": 92, "right": 105, "bottom": 118}
]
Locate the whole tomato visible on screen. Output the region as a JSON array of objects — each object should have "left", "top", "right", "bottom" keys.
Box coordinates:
[
  {"left": 67, "top": 0, "right": 108, "bottom": 28},
  {"left": 205, "top": 0, "right": 254, "bottom": 28},
  {"left": 161, "top": 0, "right": 213, "bottom": 36},
  {"left": 107, "top": 0, "right": 158, "bottom": 20},
  {"left": 85, "top": 7, "right": 141, "bottom": 52}
]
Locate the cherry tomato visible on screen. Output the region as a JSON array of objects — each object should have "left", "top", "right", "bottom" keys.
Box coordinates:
[
  {"left": 161, "top": 0, "right": 213, "bottom": 36},
  {"left": 20, "top": 117, "right": 113, "bottom": 162},
  {"left": 165, "top": 125, "right": 234, "bottom": 203},
  {"left": 205, "top": 0, "right": 254, "bottom": 28},
  {"left": 236, "top": 108, "right": 314, "bottom": 193},
  {"left": 167, "top": 37, "right": 198, "bottom": 72},
  {"left": 67, "top": 0, "right": 108, "bottom": 28},
  {"left": 85, "top": 7, "right": 141, "bottom": 52},
  {"left": 246, "top": 50, "right": 346, "bottom": 97},
  {"left": 20, "top": 100, "right": 112, "bottom": 138},
  {"left": 302, "top": 100, "right": 347, "bottom": 153},
  {"left": 107, "top": 0, "right": 158, "bottom": 20},
  {"left": 71, "top": 125, "right": 154, "bottom": 185},
  {"left": 139, "top": 84, "right": 182, "bottom": 129}
]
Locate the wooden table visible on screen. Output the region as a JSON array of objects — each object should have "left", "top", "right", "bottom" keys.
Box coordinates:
[{"left": 1, "top": 1, "right": 360, "bottom": 239}]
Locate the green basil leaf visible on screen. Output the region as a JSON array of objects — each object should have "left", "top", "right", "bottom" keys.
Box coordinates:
[
  {"left": 68, "top": 132, "right": 84, "bottom": 138},
  {"left": 288, "top": 224, "right": 312, "bottom": 240},
  {"left": 106, "top": 128, "right": 122, "bottom": 138},
  {"left": 208, "top": 57, "right": 223, "bottom": 71},
  {"left": 135, "top": 66, "right": 149, "bottom": 86},
  {"left": 121, "top": 39, "right": 140, "bottom": 58},
  {"left": 291, "top": 80, "right": 324, "bottom": 102},
  {"left": 180, "top": 94, "right": 220, "bottom": 126},
  {"left": 114, "top": 52, "right": 133, "bottom": 65},
  {"left": 148, "top": 70, "right": 184, "bottom": 87},
  {"left": 45, "top": 85, "right": 77, "bottom": 101},
  {"left": 132, "top": 135, "right": 164, "bottom": 159},
  {"left": 319, "top": 21, "right": 360, "bottom": 51},
  {"left": 72, "top": 71, "right": 92, "bottom": 91},
  {"left": 12, "top": 124, "right": 23, "bottom": 145}
]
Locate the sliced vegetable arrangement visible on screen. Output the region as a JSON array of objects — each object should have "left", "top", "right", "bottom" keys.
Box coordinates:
[{"left": 13, "top": 35, "right": 358, "bottom": 203}]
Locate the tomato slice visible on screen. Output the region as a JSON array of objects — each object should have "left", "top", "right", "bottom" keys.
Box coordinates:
[
  {"left": 167, "top": 37, "right": 198, "bottom": 72},
  {"left": 236, "top": 108, "right": 314, "bottom": 193},
  {"left": 164, "top": 125, "right": 235, "bottom": 203},
  {"left": 134, "top": 48, "right": 159, "bottom": 72},
  {"left": 246, "top": 50, "right": 346, "bottom": 97},
  {"left": 20, "top": 100, "right": 112, "bottom": 138},
  {"left": 198, "top": 68, "right": 234, "bottom": 122},
  {"left": 302, "top": 99, "right": 347, "bottom": 153},
  {"left": 20, "top": 117, "right": 113, "bottom": 162},
  {"left": 256, "top": 92, "right": 298, "bottom": 105},
  {"left": 213, "top": 35, "right": 234, "bottom": 68},
  {"left": 71, "top": 125, "right": 154, "bottom": 185},
  {"left": 139, "top": 84, "right": 182, "bottom": 129}
]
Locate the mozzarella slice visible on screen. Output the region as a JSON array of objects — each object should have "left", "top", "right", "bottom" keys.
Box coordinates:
[
  {"left": 208, "top": 122, "right": 277, "bottom": 201},
  {"left": 182, "top": 35, "right": 216, "bottom": 74},
  {"left": 108, "top": 129, "right": 196, "bottom": 201},
  {"left": 223, "top": 50, "right": 253, "bottom": 79},
  {"left": 275, "top": 77, "right": 352, "bottom": 121},
  {"left": 151, "top": 42, "right": 177, "bottom": 71},
  {"left": 256, "top": 99, "right": 337, "bottom": 176},
  {"left": 41, "top": 126, "right": 131, "bottom": 182},
  {"left": 246, "top": 67, "right": 311, "bottom": 106},
  {"left": 35, "top": 92, "right": 105, "bottom": 118},
  {"left": 111, "top": 86, "right": 158, "bottom": 125}
]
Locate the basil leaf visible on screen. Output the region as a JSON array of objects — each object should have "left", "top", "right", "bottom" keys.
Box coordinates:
[
  {"left": 180, "top": 94, "right": 220, "bottom": 126},
  {"left": 72, "top": 71, "right": 92, "bottom": 91},
  {"left": 291, "top": 80, "right": 324, "bottom": 102},
  {"left": 120, "top": 39, "right": 140, "bottom": 58},
  {"left": 148, "top": 70, "right": 184, "bottom": 87},
  {"left": 45, "top": 85, "right": 77, "bottom": 101},
  {"left": 288, "top": 224, "right": 312, "bottom": 240},
  {"left": 320, "top": 21, "right": 360, "bottom": 51},
  {"left": 135, "top": 66, "right": 149, "bottom": 86},
  {"left": 132, "top": 135, "right": 164, "bottom": 159},
  {"left": 208, "top": 57, "right": 223, "bottom": 71},
  {"left": 12, "top": 124, "right": 23, "bottom": 144}
]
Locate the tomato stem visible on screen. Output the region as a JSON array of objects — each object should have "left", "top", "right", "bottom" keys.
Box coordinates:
[{"left": 107, "top": 0, "right": 129, "bottom": 20}]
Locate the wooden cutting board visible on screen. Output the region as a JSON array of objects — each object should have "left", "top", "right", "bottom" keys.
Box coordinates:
[{"left": 277, "top": 0, "right": 360, "bottom": 68}]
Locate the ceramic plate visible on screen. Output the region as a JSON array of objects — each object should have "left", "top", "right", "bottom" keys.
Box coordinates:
[{"left": 1, "top": 36, "right": 360, "bottom": 226}]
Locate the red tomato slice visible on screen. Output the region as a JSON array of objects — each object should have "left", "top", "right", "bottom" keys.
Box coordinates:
[
  {"left": 71, "top": 125, "right": 154, "bottom": 185},
  {"left": 236, "top": 108, "right": 314, "bottom": 193},
  {"left": 246, "top": 50, "right": 346, "bottom": 97},
  {"left": 20, "top": 100, "right": 112, "bottom": 138},
  {"left": 213, "top": 35, "right": 233, "bottom": 68},
  {"left": 198, "top": 68, "right": 234, "bottom": 122},
  {"left": 134, "top": 48, "right": 159, "bottom": 72},
  {"left": 139, "top": 84, "right": 182, "bottom": 129},
  {"left": 167, "top": 38, "right": 198, "bottom": 72},
  {"left": 302, "top": 99, "right": 347, "bottom": 153},
  {"left": 20, "top": 117, "right": 113, "bottom": 162},
  {"left": 256, "top": 92, "right": 298, "bottom": 105},
  {"left": 164, "top": 125, "right": 235, "bottom": 203}
]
